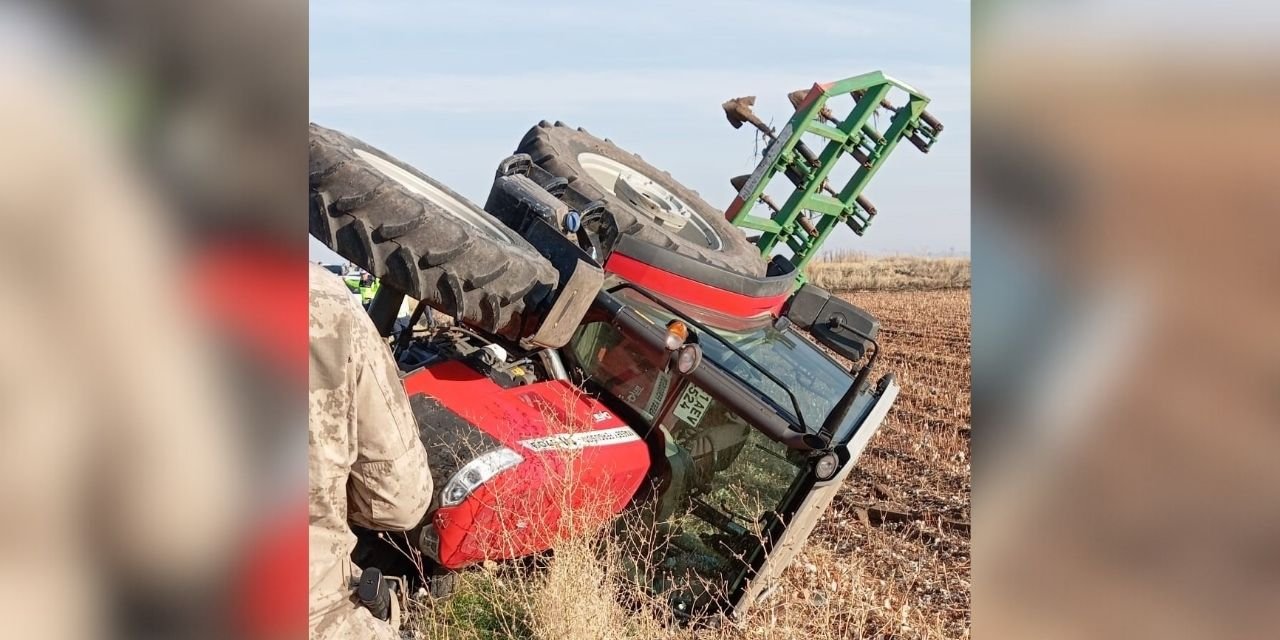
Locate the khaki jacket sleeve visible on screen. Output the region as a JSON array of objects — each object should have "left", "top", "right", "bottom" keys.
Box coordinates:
[
  {"left": 347, "top": 337, "right": 433, "bottom": 531},
  {"left": 337, "top": 274, "right": 433, "bottom": 531}
]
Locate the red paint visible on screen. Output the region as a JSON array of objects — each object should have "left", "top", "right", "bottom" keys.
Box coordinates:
[
  {"left": 725, "top": 195, "right": 746, "bottom": 221},
  {"left": 404, "top": 362, "right": 630, "bottom": 446},
  {"left": 795, "top": 82, "right": 828, "bottom": 111},
  {"left": 190, "top": 241, "right": 308, "bottom": 380},
  {"left": 236, "top": 506, "right": 309, "bottom": 637},
  {"left": 603, "top": 252, "right": 789, "bottom": 318},
  {"left": 404, "top": 364, "right": 650, "bottom": 569}
]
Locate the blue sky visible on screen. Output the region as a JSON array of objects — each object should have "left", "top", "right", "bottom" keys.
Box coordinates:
[{"left": 309, "top": 0, "right": 970, "bottom": 262}]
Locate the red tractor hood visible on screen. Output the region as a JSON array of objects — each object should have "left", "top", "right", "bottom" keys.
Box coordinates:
[
  {"left": 403, "top": 361, "right": 650, "bottom": 569},
  {"left": 404, "top": 360, "right": 632, "bottom": 448}
]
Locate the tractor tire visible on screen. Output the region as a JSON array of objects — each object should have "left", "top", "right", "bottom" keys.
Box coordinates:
[
  {"left": 310, "top": 124, "right": 559, "bottom": 341},
  {"left": 516, "top": 121, "right": 766, "bottom": 277}
]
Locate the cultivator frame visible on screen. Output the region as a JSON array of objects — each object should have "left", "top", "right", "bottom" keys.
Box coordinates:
[{"left": 724, "top": 71, "right": 941, "bottom": 281}]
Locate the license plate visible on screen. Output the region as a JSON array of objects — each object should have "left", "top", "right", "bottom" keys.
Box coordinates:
[{"left": 673, "top": 385, "right": 712, "bottom": 427}]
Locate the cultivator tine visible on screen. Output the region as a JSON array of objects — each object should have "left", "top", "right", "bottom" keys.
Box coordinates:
[
  {"left": 919, "top": 110, "right": 944, "bottom": 133},
  {"left": 850, "top": 88, "right": 896, "bottom": 112},
  {"left": 856, "top": 194, "right": 877, "bottom": 217},
  {"left": 788, "top": 88, "right": 874, "bottom": 167},
  {"left": 722, "top": 96, "right": 774, "bottom": 139},
  {"left": 787, "top": 89, "right": 838, "bottom": 125},
  {"left": 907, "top": 133, "right": 932, "bottom": 153},
  {"left": 850, "top": 88, "right": 944, "bottom": 148},
  {"left": 724, "top": 95, "right": 825, "bottom": 166}
]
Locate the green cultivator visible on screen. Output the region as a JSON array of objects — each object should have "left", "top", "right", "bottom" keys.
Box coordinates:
[{"left": 723, "top": 71, "right": 942, "bottom": 283}]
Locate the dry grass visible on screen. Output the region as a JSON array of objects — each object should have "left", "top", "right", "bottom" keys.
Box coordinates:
[
  {"left": 809, "top": 290, "right": 971, "bottom": 639},
  {"left": 410, "top": 287, "right": 971, "bottom": 639},
  {"left": 805, "top": 252, "right": 970, "bottom": 292}
]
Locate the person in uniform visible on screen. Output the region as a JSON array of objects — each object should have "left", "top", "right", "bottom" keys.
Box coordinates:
[{"left": 308, "top": 263, "right": 432, "bottom": 639}]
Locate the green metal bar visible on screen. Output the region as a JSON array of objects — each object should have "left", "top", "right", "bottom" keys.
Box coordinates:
[
  {"left": 804, "top": 121, "right": 848, "bottom": 143},
  {"left": 735, "top": 216, "right": 783, "bottom": 234},
  {"left": 801, "top": 193, "right": 846, "bottom": 216},
  {"left": 725, "top": 71, "right": 939, "bottom": 287}
]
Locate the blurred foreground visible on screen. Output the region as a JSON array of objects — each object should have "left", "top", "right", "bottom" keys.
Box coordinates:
[
  {"left": 974, "top": 1, "right": 1280, "bottom": 638},
  {"left": 0, "top": 1, "right": 305, "bottom": 638}
]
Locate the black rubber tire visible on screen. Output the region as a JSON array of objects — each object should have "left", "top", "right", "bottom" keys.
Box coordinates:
[
  {"left": 516, "top": 121, "right": 766, "bottom": 277},
  {"left": 310, "top": 124, "right": 559, "bottom": 341}
]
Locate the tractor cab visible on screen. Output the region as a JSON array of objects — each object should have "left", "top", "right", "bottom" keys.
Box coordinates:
[{"left": 555, "top": 235, "right": 899, "bottom": 620}]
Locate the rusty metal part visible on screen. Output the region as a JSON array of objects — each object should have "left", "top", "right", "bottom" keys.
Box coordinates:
[
  {"left": 722, "top": 96, "right": 774, "bottom": 138},
  {"left": 787, "top": 89, "right": 838, "bottom": 124},
  {"left": 849, "top": 147, "right": 872, "bottom": 167},
  {"left": 856, "top": 194, "right": 877, "bottom": 216},
  {"left": 851, "top": 89, "right": 943, "bottom": 134},
  {"left": 796, "top": 215, "right": 819, "bottom": 237},
  {"left": 850, "top": 88, "right": 896, "bottom": 111},
  {"left": 731, "top": 174, "right": 780, "bottom": 213},
  {"left": 788, "top": 89, "right": 873, "bottom": 167},
  {"left": 725, "top": 95, "right": 822, "bottom": 166},
  {"left": 919, "top": 110, "right": 944, "bottom": 132},
  {"left": 907, "top": 133, "right": 932, "bottom": 153}
]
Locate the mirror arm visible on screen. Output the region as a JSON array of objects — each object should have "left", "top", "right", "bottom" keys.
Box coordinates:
[{"left": 818, "top": 325, "right": 880, "bottom": 444}]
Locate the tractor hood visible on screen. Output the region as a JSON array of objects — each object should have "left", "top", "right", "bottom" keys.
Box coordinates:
[
  {"left": 404, "top": 361, "right": 638, "bottom": 453},
  {"left": 403, "top": 361, "right": 651, "bottom": 569}
]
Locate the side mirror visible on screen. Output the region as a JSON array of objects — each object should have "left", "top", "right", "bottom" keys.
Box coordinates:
[{"left": 785, "top": 284, "right": 879, "bottom": 362}]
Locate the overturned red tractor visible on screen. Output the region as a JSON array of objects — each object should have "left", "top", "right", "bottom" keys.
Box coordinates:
[{"left": 310, "top": 93, "right": 913, "bottom": 619}]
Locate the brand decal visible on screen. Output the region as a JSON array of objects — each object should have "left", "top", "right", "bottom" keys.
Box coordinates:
[{"left": 519, "top": 426, "right": 640, "bottom": 452}]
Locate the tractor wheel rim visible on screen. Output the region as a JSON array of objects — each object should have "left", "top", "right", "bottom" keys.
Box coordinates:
[
  {"left": 577, "top": 152, "right": 724, "bottom": 251},
  {"left": 354, "top": 149, "right": 510, "bottom": 243}
]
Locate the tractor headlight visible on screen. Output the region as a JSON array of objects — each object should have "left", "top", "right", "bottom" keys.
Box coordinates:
[
  {"left": 440, "top": 447, "right": 524, "bottom": 507},
  {"left": 814, "top": 452, "right": 841, "bottom": 481},
  {"left": 675, "top": 343, "right": 702, "bottom": 374}
]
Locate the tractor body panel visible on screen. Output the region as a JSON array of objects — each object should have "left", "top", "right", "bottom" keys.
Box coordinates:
[{"left": 403, "top": 361, "right": 651, "bottom": 569}]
